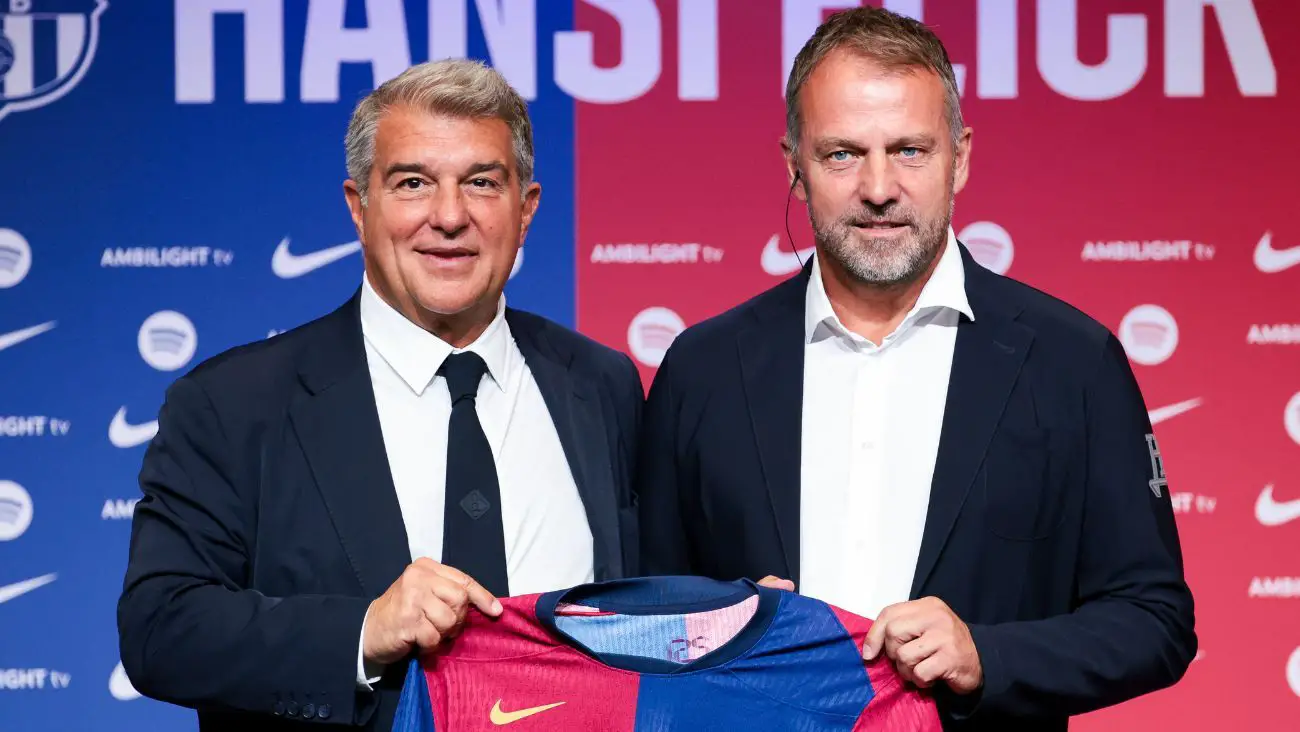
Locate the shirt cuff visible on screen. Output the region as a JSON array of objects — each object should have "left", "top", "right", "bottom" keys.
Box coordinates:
[{"left": 356, "top": 606, "right": 384, "bottom": 689}]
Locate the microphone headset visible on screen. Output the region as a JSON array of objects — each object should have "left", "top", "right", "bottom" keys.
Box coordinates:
[{"left": 784, "top": 169, "right": 806, "bottom": 269}]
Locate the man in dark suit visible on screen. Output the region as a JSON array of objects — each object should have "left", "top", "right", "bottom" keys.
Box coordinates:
[
  {"left": 637, "top": 8, "right": 1195, "bottom": 731},
  {"left": 117, "top": 59, "right": 642, "bottom": 730}
]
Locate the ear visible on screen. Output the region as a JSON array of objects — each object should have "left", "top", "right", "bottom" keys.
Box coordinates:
[
  {"left": 951, "top": 126, "right": 973, "bottom": 195},
  {"left": 343, "top": 179, "right": 366, "bottom": 245},
  {"left": 781, "top": 136, "right": 807, "bottom": 202},
  {"left": 519, "top": 181, "right": 542, "bottom": 244}
]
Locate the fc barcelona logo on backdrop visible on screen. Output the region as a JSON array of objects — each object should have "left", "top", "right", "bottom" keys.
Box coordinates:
[{"left": 0, "top": 0, "right": 107, "bottom": 124}]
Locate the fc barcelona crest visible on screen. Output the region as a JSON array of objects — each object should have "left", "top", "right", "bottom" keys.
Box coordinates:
[{"left": 0, "top": 0, "right": 107, "bottom": 123}]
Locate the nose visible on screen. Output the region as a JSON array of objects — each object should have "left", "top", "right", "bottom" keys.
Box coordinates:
[
  {"left": 856, "top": 150, "right": 902, "bottom": 208},
  {"left": 429, "top": 182, "right": 469, "bottom": 237}
]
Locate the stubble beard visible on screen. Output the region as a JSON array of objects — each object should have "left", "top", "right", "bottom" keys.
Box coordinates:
[{"left": 810, "top": 193, "right": 954, "bottom": 288}]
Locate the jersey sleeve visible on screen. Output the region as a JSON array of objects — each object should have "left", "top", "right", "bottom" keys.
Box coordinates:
[{"left": 829, "top": 606, "right": 944, "bottom": 731}]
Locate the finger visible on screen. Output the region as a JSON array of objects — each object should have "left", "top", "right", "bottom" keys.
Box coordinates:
[
  {"left": 405, "top": 559, "right": 443, "bottom": 588},
  {"left": 883, "top": 626, "right": 918, "bottom": 661},
  {"left": 882, "top": 614, "right": 929, "bottom": 661},
  {"left": 864, "top": 604, "right": 903, "bottom": 660},
  {"left": 919, "top": 595, "right": 952, "bottom": 615},
  {"left": 413, "top": 615, "right": 443, "bottom": 650},
  {"left": 911, "top": 653, "right": 947, "bottom": 688},
  {"left": 893, "top": 654, "right": 920, "bottom": 686},
  {"left": 427, "top": 576, "right": 472, "bottom": 620},
  {"left": 463, "top": 576, "right": 503, "bottom": 616},
  {"left": 433, "top": 564, "right": 503, "bottom": 616},
  {"left": 421, "top": 596, "right": 461, "bottom": 634},
  {"left": 758, "top": 576, "right": 795, "bottom": 592},
  {"left": 895, "top": 636, "right": 940, "bottom": 670}
]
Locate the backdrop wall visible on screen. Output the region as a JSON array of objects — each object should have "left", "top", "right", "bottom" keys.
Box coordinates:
[{"left": 1, "top": 1, "right": 1297, "bottom": 730}]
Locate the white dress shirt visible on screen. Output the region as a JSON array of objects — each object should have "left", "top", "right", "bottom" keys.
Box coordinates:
[
  {"left": 798, "top": 229, "right": 973, "bottom": 621},
  {"left": 354, "top": 275, "right": 594, "bottom": 685}
]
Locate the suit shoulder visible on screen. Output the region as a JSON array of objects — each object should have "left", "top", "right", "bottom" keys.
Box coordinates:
[
  {"left": 665, "top": 278, "right": 793, "bottom": 357},
  {"left": 981, "top": 272, "right": 1119, "bottom": 385},
  {"left": 991, "top": 273, "right": 1112, "bottom": 348},
  {"left": 175, "top": 308, "right": 337, "bottom": 398},
  {"left": 507, "top": 309, "right": 638, "bottom": 380}
]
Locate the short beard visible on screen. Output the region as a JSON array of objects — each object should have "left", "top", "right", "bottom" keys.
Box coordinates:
[{"left": 811, "top": 196, "right": 953, "bottom": 288}]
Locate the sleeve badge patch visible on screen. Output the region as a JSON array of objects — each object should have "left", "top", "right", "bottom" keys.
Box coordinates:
[{"left": 1146, "top": 433, "right": 1167, "bottom": 498}]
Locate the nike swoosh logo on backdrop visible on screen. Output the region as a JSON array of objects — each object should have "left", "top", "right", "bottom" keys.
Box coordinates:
[
  {"left": 109, "top": 407, "right": 158, "bottom": 449},
  {"left": 509, "top": 248, "right": 523, "bottom": 280},
  {"left": 0, "top": 573, "right": 57, "bottom": 604},
  {"left": 760, "top": 234, "right": 814, "bottom": 276},
  {"left": 490, "top": 700, "right": 565, "bottom": 725},
  {"left": 271, "top": 237, "right": 361, "bottom": 279},
  {"left": 109, "top": 662, "right": 142, "bottom": 701},
  {"left": 1148, "top": 397, "right": 1203, "bottom": 425},
  {"left": 1254, "top": 232, "right": 1300, "bottom": 273},
  {"left": 0, "top": 321, "right": 56, "bottom": 353},
  {"left": 1256, "top": 484, "right": 1300, "bottom": 527}
]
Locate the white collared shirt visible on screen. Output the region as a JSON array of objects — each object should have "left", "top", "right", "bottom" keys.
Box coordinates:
[
  {"left": 798, "top": 229, "right": 973, "bottom": 620},
  {"left": 355, "top": 274, "right": 593, "bottom": 684}
]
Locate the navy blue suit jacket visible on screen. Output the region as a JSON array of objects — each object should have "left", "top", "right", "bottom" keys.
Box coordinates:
[
  {"left": 117, "top": 290, "right": 643, "bottom": 730},
  {"left": 637, "top": 243, "right": 1197, "bottom": 730}
]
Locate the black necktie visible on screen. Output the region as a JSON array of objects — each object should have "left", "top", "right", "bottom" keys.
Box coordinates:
[{"left": 439, "top": 351, "right": 509, "bottom": 597}]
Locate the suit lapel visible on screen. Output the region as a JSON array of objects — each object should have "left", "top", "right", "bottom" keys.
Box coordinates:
[
  {"left": 507, "top": 310, "right": 623, "bottom": 581},
  {"left": 289, "top": 291, "right": 411, "bottom": 597},
  {"left": 910, "top": 247, "right": 1034, "bottom": 598},
  {"left": 737, "top": 271, "right": 810, "bottom": 584}
]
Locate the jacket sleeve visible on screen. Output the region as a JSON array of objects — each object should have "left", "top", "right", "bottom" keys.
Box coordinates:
[
  {"left": 116, "top": 375, "right": 378, "bottom": 725},
  {"left": 635, "top": 345, "right": 696, "bottom": 576},
  {"left": 951, "top": 333, "right": 1198, "bottom": 720}
]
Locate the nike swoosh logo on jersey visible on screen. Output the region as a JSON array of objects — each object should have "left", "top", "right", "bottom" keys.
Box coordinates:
[
  {"left": 271, "top": 237, "right": 362, "bottom": 279},
  {"left": 0, "top": 321, "right": 56, "bottom": 353},
  {"left": 0, "top": 573, "right": 57, "bottom": 604},
  {"left": 1148, "top": 397, "right": 1202, "bottom": 425},
  {"left": 1256, "top": 484, "right": 1300, "bottom": 527},
  {"left": 760, "top": 235, "right": 814, "bottom": 276},
  {"left": 490, "top": 699, "right": 566, "bottom": 725},
  {"left": 1254, "top": 232, "right": 1300, "bottom": 273},
  {"left": 109, "top": 407, "right": 158, "bottom": 449}
]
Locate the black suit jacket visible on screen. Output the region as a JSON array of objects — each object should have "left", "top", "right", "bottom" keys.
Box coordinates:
[
  {"left": 117, "top": 290, "right": 643, "bottom": 730},
  {"left": 637, "top": 243, "right": 1197, "bottom": 730}
]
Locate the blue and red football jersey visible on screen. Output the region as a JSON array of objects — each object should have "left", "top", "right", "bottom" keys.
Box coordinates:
[{"left": 392, "top": 576, "right": 942, "bottom": 730}]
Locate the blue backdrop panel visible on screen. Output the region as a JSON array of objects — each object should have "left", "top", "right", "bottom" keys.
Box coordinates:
[{"left": 0, "top": 2, "right": 573, "bottom": 730}]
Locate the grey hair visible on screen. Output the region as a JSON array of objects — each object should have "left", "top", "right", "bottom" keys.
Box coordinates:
[
  {"left": 785, "top": 7, "right": 964, "bottom": 158},
  {"left": 345, "top": 58, "right": 534, "bottom": 204}
]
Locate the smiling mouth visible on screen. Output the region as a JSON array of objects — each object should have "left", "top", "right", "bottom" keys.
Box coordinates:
[
  {"left": 854, "top": 221, "right": 908, "bottom": 229},
  {"left": 416, "top": 248, "right": 477, "bottom": 261}
]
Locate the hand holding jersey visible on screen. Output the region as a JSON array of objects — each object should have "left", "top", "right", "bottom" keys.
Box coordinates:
[
  {"left": 759, "top": 576, "right": 983, "bottom": 697},
  {"left": 863, "top": 597, "right": 982, "bottom": 694},
  {"left": 363, "top": 558, "right": 503, "bottom": 667}
]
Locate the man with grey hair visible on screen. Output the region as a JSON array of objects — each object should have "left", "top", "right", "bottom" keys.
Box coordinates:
[
  {"left": 639, "top": 6, "right": 1195, "bottom": 731},
  {"left": 118, "top": 59, "right": 644, "bottom": 731}
]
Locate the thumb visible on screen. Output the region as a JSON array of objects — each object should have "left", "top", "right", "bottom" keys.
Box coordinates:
[
  {"left": 862, "top": 637, "right": 879, "bottom": 661},
  {"left": 862, "top": 624, "right": 886, "bottom": 661}
]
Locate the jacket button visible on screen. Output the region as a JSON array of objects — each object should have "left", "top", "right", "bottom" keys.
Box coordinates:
[
  {"left": 286, "top": 701, "right": 299, "bottom": 717},
  {"left": 301, "top": 703, "right": 316, "bottom": 718},
  {"left": 273, "top": 701, "right": 285, "bottom": 716},
  {"left": 317, "top": 703, "right": 331, "bottom": 720}
]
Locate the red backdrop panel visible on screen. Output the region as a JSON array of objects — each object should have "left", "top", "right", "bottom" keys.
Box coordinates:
[{"left": 575, "top": 2, "right": 1300, "bottom": 728}]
